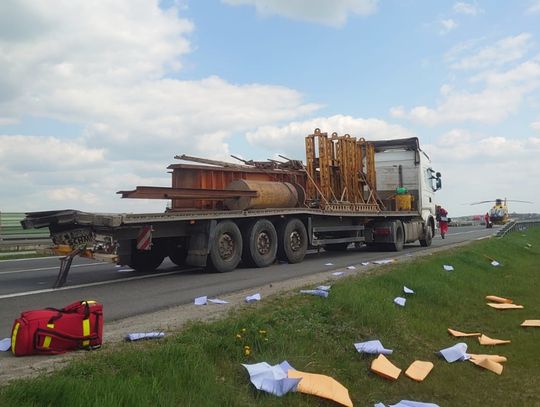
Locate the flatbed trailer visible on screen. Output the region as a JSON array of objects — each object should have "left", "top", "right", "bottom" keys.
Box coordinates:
[{"left": 21, "top": 130, "right": 442, "bottom": 287}]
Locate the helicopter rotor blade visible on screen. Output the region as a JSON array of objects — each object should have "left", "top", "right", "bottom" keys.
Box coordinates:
[
  {"left": 505, "top": 200, "right": 533, "bottom": 204},
  {"left": 469, "top": 200, "right": 494, "bottom": 205}
]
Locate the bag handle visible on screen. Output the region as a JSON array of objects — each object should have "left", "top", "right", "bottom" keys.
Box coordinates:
[{"left": 34, "top": 328, "right": 99, "bottom": 353}]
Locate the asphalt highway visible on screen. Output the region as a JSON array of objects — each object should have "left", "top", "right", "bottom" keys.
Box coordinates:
[{"left": 0, "top": 225, "right": 496, "bottom": 339}]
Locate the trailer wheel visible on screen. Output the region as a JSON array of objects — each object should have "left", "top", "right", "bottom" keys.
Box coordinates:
[
  {"left": 277, "top": 218, "right": 307, "bottom": 264},
  {"left": 389, "top": 221, "right": 405, "bottom": 252},
  {"left": 242, "top": 219, "right": 277, "bottom": 268},
  {"left": 207, "top": 220, "right": 242, "bottom": 273},
  {"left": 419, "top": 221, "right": 433, "bottom": 247},
  {"left": 130, "top": 244, "right": 165, "bottom": 272},
  {"left": 324, "top": 242, "right": 350, "bottom": 251}
]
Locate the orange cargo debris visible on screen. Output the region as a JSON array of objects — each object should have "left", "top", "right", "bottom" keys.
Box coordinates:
[
  {"left": 287, "top": 370, "right": 353, "bottom": 407},
  {"left": 371, "top": 354, "right": 402, "bottom": 381},
  {"left": 487, "top": 303, "right": 523, "bottom": 310},
  {"left": 521, "top": 320, "right": 540, "bottom": 327},
  {"left": 404, "top": 361, "right": 434, "bottom": 382},
  {"left": 447, "top": 328, "right": 481, "bottom": 337},
  {"left": 478, "top": 334, "right": 511, "bottom": 346},
  {"left": 485, "top": 295, "right": 513, "bottom": 304}
]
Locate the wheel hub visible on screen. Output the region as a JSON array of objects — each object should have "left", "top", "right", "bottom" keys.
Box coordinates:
[
  {"left": 289, "top": 230, "right": 302, "bottom": 252},
  {"left": 218, "top": 233, "right": 234, "bottom": 260},
  {"left": 256, "top": 232, "right": 271, "bottom": 255}
]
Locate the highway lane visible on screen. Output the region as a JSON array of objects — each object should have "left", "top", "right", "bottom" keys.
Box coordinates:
[{"left": 0, "top": 225, "right": 496, "bottom": 339}]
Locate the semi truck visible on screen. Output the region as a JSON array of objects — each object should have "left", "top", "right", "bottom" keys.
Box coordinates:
[{"left": 22, "top": 129, "right": 442, "bottom": 287}]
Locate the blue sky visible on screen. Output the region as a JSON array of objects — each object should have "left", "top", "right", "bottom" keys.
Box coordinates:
[{"left": 1, "top": 0, "right": 539, "bottom": 216}]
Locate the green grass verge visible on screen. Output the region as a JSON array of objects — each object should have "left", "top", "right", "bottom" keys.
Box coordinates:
[
  {"left": 0, "top": 252, "right": 47, "bottom": 261},
  {"left": 1, "top": 229, "right": 539, "bottom": 406}
]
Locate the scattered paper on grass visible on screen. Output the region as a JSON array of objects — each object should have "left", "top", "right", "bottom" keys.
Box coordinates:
[
  {"left": 325, "top": 263, "right": 334, "bottom": 266},
  {"left": 194, "top": 296, "right": 207, "bottom": 305},
  {"left": 485, "top": 295, "right": 512, "bottom": 304},
  {"left": 347, "top": 265, "right": 357, "bottom": 269},
  {"left": 394, "top": 297, "right": 406, "bottom": 307},
  {"left": 125, "top": 332, "right": 165, "bottom": 341},
  {"left": 374, "top": 259, "right": 394, "bottom": 265},
  {"left": 491, "top": 260, "right": 500, "bottom": 267},
  {"left": 300, "top": 289, "right": 329, "bottom": 298},
  {"left": 487, "top": 303, "right": 523, "bottom": 310},
  {"left": 447, "top": 328, "right": 481, "bottom": 337},
  {"left": 376, "top": 401, "right": 440, "bottom": 407},
  {"left": 478, "top": 334, "right": 511, "bottom": 346},
  {"left": 354, "top": 340, "right": 393, "bottom": 355},
  {"left": 246, "top": 293, "right": 261, "bottom": 303},
  {"left": 468, "top": 354, "right": 507, "bottom": 364},
  {"left": 404, "top": 361, "right": 434, "bottom": 382},
  {"left": 521, "top": 320, "right": 540, "bottom": 327},
  {"left": 208, "top": 298, "right": 229, "bottom": 304},
  {"left": 0, "top": 338, "right": 10, "bottom": 352},
  {"left": 288, "top": 369, "right": 353, "bottom": 407},
  {"left": 443, "top": 265, "right": 454, "bottom": 271},
  {"left": 371, "top": 354, "right": 402, "bottom": 380},
  {"left": 332, "top": 271, "right": 345, "bottom": 276},
  {"left": 403, "top": 286, "right": 414, "bottom": 294},
  {"left": 438, "top": 343, "right": 469, "bottom": 362},
  {"left": 316, "top": 285, "right": 331, "bottom": 291},
  {"left": 242, "top": 361, "right": 300, "bottom": 397},
  {"left": 361, "top": 262, "right": 370, "bottom": 266},
  {"left": 526, "top": 243, "right": 532, "bottom": 247},
  {"left": 469, "top": 357, "right": 504, "bottom": 375}
]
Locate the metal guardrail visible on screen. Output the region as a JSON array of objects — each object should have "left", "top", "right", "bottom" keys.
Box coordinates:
[
  {"left": 0, "top": 212, "right": 50, "bottom": 241},
  {"left": 496, "top": 218, "right": 540, "bottom": 238}
]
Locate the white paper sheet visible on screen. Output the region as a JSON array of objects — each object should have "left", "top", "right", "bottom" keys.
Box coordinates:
[
  {"left": 438, "top": 342, "right": 469, "bottom": 362},
  {"left": 443, "top": 265, "right": 454, "bottom": 271},
  {"left": 208, "top": 298, "right": 229, "bottom": 304},
  {"left": 242, "top": 360, "right": 300, "bottom": 396},
  {"left": 361, "top": 262, "right": 370, "bottom": 266},
  {"left": 374, "top": 259, "right": 394, "bottom": 265},
  {"left": 194, "top": 295, "right": 207, "bottom": 305},
  {"left": 0, "top": 337, "right": 11, "bottom": 352},
  {"left": 125, "top": 332, "right": 165, "bottom": 341},
  {"left": 354, "top": 339, "right": 393, "bottom": 355},
  {"left": 347, "top": 265, "right": 357, "bottom": 269},
  {"left": 246, "top": 293, "right": 261, "bottom": 302},
  {"left": 316, "top": 285, "right": 332, "bottom": 291},
  {"left": 394, "top": 297, "right": 406, "bottom": 307},
  {"left": 332, "top": 271, "right": 345, "bottom": 276},
  {"left": 325, "top": 262, "right": 334, "bottom": 266},
  {"left": 403, "top": 286, "right": 414, "bottom": 294},
  {"left": 491, "top": 260, "right": 500, "bottom": 267},
  {"left": 300, "top": 289, "right": 329, "bottom": 298},
  {"left": 390, "top": 401, "right": 440, "bottom": 407}
]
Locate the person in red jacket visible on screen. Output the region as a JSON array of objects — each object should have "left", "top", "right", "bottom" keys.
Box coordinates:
[
  {"left": 484, "top": 212, "right": 492, "bottom": 228},
  {"left": 436, "top": 206, "right": 449, "bottom": 239}
]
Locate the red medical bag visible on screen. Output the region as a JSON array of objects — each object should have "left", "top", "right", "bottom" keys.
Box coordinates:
[{"left": 11, "top": 300, "right": 103, "bottom": 356}]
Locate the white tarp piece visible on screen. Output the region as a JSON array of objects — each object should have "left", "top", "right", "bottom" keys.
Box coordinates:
[
  {"left": 194, "top": 296, "right": 207, "bottom": 305},
  {"left": 394, "top": 297, "right": 406, "bottom": 307},
  {"left": 208, "top": 298, "right": 229, "bottom": 304},
  {"left": 242, "top": 360, "right": 300, "bottom": 397},
  {"left": 125, "top": 332, "right": 165, "bottom": 341},
  {"left": 438, "top": 343, "right": 469, "bottom": 362},
  {"left": 443, "top": 265, "right": 454, "bottom": 271},
  {"left": 300, "top": 290, "right": 329, "bottom": 298},
  {"left": 354, "top": 340, "right": 393, "bottom": 355},
  {"left": 375, "top": 401, "right": 440, "bottom": 407},
  {"left": 403, "top": 286, "right": 414, "bottom": 294},
  {"left": 246, "top": 293, "right": 261, "bottom": 303},
  {"left": 0, "top": 337, "right": 11, "bottom": 352}
]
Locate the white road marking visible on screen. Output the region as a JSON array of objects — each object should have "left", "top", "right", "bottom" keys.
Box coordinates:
[
  {"left": 0, "top": 256, "right": 61, "bottom": 263},
  {"left": 0, "top": 269, "right": 193, "bottom": 300},
  {"left": 0, "top": 262, "right": 109, "bottom": 275}
]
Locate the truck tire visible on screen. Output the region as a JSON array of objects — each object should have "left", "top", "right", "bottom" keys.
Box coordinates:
[
  {"left": 277, "top": 218, "right": 307, "bottom": 264},
  {"left": 242, "top": 219, "right": 277, "bottom": 268},
  {"left": 419, "top": 222, "right": 433, "bottom": 247},
  {"left": 130, "top": 244, "right": 165, "bottom": 272},
  {"left": 389, "top": 221, "right": 404, "bottom": 252},
  {"left": 324, "top": 242, "right": 350, "bottom": 251},
  {"left": 167, "top": 239, "right": 188, "bottom": 266},
  {"left": 207, "top": 220, "right": 242, "bottom": 273}
]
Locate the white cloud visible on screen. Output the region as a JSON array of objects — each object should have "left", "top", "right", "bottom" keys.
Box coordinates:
[
  {"left": 245, "top": 115, "right": 416, "bottom": 157},
  {"left": 440, "top": 19, "right": 458, "bottom": 35},
  {"left": 527, "top": 0, "right": 540, "bottom": 14},
  {"left": 221, "top": 0, "right": 378, "bottom": 27},
  {"left": 531, "top": 121, "right": 540, "bottom": 130},
  {"left": 0, "top": 0, "right": 320, "bottom": 212},
  {"left": 446, "top": 33, "right": 533, "bottom": 70},
  {"left": 453, "top": 2, "right": 482, "bottom": 15}
]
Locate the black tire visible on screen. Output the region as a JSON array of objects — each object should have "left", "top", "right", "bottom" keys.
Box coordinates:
[
  {"left": 167, "top": 239, "right": 188, "bottom": 266},
  {"left": 324, "top": 242, "right": 350, "bottom": 252},
  {"left": 389, "top": 221, "right": 404, "bottom": 252},
  {"left": 242, "top": 219, "right": 277, "bottom": 268},
  {"left": 129, "top": 242, "right": 165, "bottom": 272},
  {"left": 277, "top": 218, "right": 308, "bottom": 264},
  {"left": 420, "top": 221, "right": 433, "bottom": 247},
  {"left": 207, "top": 220, "right": 242, "bottom": 273}
]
